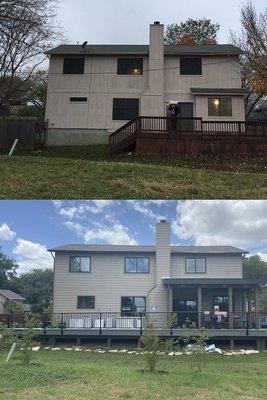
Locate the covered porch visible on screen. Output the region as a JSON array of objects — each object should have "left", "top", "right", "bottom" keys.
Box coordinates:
[{"left": 163, "top": 278, "right": 267, "bottom": 330}]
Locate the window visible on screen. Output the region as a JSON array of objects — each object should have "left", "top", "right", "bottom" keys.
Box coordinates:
[
  {"left": 70, "top": 97, "right": 88, "bottom": 102},
  {"left": 121, "top": 296, "right": 146, "bottom": 315},
  {"left": 113, "top": 98, "right": 139, "bottom": 120},
  {"left": 185, "top": 258, "right": 206, "bottom": 273},
  {"left": 177, "top": 300, "right": 197, "bottom": 311},
  {"left": 208, "top": 97, "right": 232, "bottom": 117},
  {"left": 117, "top": 58, "right": 143, "bottom": 75},
  {"left": 213, "top": 296, "right": 229, "bottom": 312},
  {"left": 180, "top": 58, "right": 202, "bottom": 75},
  {"left": 69, "top": 256, "right": 91, "bottom": 273},
  {"left": 63, "top": 58, "right": 85, "bottom": 74},
  {"left": 77, "top": 296, "right": 95, "bottom": 309},
  {"left": 125, "top": 257, "right": 149, "bottom": 273}
]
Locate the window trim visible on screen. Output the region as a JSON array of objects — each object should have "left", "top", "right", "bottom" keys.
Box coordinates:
[
  {"left": 77, "top": 295, "right": 95, "bottom": 310},
  {"left": 208, "top": 97, "right": 233, "bottom": 117},
  {"left": 124, "top": 257, "right": 150, "bottom": 274},
  {"left": 180, "top": 57, "right": 202, "bottom": 76},
  {"left": 121, "top": 296, "right": 146, "bottom": 315},
  {"left": 69, "top": 256, "right": 91, "bottom": 273},
  {"left": 117, "top": 57, "right": 144, "bottom": 76},
  {"left": 185, "top": 257, "right": 206, "bottom": 274},
  {"left": 63, "top": 57, "right": 85, "bottom": 75}
]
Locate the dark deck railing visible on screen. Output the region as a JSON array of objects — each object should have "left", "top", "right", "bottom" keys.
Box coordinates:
[
  {"left": 1, "top": 312, "right": 267, "bottom": 335},
  {"left": 109, "top": 117, "right": 267, "bottom": 155}
]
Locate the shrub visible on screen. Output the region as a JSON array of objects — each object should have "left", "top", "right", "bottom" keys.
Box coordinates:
[{"left": 140, "top": 321, "right": 164, "bottom": 373}]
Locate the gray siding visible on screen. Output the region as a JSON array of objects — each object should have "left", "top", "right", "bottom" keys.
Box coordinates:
[
  {"left": 171, "top": 254, "right": 243, "bottom": 279},
  {"left": 53, "top": 252, "right": 156, "bottom": 313}
]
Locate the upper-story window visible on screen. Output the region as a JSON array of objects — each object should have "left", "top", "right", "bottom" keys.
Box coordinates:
[
  {"left": 180, "top": 57, "right": 202, "bottom": 75},
  {"left": 185, "top": 258, "right": 206, "bottom": 274},
  {"left": 117, "top": 58, "right": 143, "bottom": 75},
  {"left": 125, "top": 257, "right": 149, "bottom": 273},
  {"left": 63, "top": 58, "right": 85, "bottom": 74},
  {"left": 69, "top": 256, "right": 91, "bottom": 273},
  {"left": 208, "top": 97, "right": 232, "bottom": 117},
  {"left": 113, "top": 98, "right": 139, "bottom": 120}
]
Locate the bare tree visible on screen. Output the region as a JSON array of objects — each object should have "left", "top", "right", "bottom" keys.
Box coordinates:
[
  {"left": 0, "top": 0, "right": 61, "bottom": 112},
  {"left": 231, "top": 1, "right": 267, "bottom": 118}
]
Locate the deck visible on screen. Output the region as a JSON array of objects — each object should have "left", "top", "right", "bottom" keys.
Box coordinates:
[{"left": 109, "top": 117, "right": 267, "bottom": 156}]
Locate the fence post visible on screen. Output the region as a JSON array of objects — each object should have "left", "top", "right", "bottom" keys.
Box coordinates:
[
  {"left": 246, "top": 312, "right": 250, "bottom": 336},
  {"left": 61, "top": 313, "right": 64, "bottom": 335},
  {"left": 43, "top": 313, "right": 47, "bottom": 335},
  {"left": 170, "top": 312, "right": 173, "bottom": 336},
  {"left": 99, "top": 313, "right": 102, "bottom": 335},
  {"left": 140, "top": 314, "right": 143, "bottom": 336}
]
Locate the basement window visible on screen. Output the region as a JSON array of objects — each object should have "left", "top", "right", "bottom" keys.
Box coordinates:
[
  {"left": 186, "top": 258, "right": 206, "bottom": 273},
  {"left": 113, "top": 98, "right": 139, "bottom": 120},
  {"left": 208, "top": 97, "right": 232, "bottom": 116},
  {"left": 117, "top": 58, "right": 143, "bottom": 75},
  {"left": 77, "top": 296, "right": 95, "bottom": 309},
  {"left": 180, "top": 57, "right": 202, "bottom": 75},
  {"left": 70, "top": 97, "right": 88, "bottom": 102},
  {"left": 69, "top": 256, "right": 91, "bottom": 273},
  {"left": 63, "top": 58, "right": 85, "bottom": 74},
  {"left": 125, "top": 257, "right": 149, "bottom": 273}
]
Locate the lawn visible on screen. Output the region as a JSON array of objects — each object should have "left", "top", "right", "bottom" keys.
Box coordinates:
[
  {"left": 0, "top": 350, "right": 267, "bottom": 400},
  {"left": 0, "top": 145, "right": 266, "bottom": 199}
]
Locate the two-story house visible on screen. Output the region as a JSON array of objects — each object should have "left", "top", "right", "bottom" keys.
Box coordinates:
[
  {"left": 45, "top": 22, "right": 247, "bottom": 146},
  {"left": 49, "top": 221, "right": 265, "bottom": 330}
]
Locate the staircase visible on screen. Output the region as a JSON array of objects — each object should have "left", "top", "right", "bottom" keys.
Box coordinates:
[{"left": 109, "top": 117, "right": 141, "bottom": 155}]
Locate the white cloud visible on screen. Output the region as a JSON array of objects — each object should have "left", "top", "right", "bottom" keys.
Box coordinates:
[
  {"left": 53, "top": 200, "right": 115, "bottom": 219},
  {"left": 64, "top": 221, "right": 137, "bottom": 245},
  {"left": 128, "top": 200, "right": 167, "bottom": 221},
  {"left": 257, "top": 252, "right": 267, "bottom": 262},
  {"left": 0, "top": 223, "right": 16, "bottom": 241},
  {"left": 13, "top": 239, "right": 53, "bottom": 273},
  {"left": 172, "top": 201, "right": 267, "bottom": 250}
]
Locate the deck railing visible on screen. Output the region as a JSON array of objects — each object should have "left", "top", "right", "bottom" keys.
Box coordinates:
[{"left": 1, "top": 311, "right": 267, "bottom": 335}]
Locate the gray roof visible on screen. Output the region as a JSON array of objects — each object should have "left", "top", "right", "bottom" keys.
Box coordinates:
[
  {"left": 46, "top": 44, "right": 241, "bottom": 56},
  {"left": 191, "top": 88, "right": 249, "bottom": 95},
  {"left": 48, "top": 245, "right": 247, "bottom": 254},
  {"left": 0, "top": 289, "right": 25, "bottom": 301},
  {"left": 162, "top": 278, "right": 267, "bottom": 287}
]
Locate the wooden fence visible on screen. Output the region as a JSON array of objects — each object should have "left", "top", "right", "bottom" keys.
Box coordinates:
[{"left": 0, "top": 117, "right": 41, "bottom": 150}]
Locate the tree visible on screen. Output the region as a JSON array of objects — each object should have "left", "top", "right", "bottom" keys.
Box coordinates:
[
  {"left": 10, "top": 268, "right": 53, "bottom": 313},
  {"left": 231, "top": 1, "right": 267, "bottom": 119},
  {"left": 243, "top": 255, "right": 267, "bottom": 312},
  {"left": 0, "top": 248, "right": 18, "bottom": 288},
  {"left": 0, "top": 0, "right": 61, "bottom": 112},
  {"left": 164, "top": 18, "right": 220, "bottom": 45},
  {"left": 17, "top": 70, "right": 47, "bottom": 119}
]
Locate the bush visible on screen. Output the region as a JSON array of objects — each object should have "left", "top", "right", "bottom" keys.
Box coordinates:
[
  {"left": 18, "top": 314, "right": 40, "bottom": 365},
  {"left": 140, "top": 321, "right": 165, "bottom": 373}
]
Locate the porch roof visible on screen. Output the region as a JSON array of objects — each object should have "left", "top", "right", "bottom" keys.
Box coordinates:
[
  {"left": 162, "top": 278, "right": 267, "bottom": 288},
  {"left": 191, "top": 88, "right": 249, "bottom": 96}
]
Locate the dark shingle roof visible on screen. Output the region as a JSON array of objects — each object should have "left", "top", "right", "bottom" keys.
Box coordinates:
[
  {"left": 48, "top": 245, "right": 247, "bottom": 254},
  {"left": 0, "top": 289, "right": 25, "bottom": 301},
  {"left": 46, "top": 44, "right": 241, "bottom": 56},
  {"left": 162, "top": 278, "right": 267, "bottom": 286},
  {"left": 191, "top": 88, "right": 249, "bottom": 95}
]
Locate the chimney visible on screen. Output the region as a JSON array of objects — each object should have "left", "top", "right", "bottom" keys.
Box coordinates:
[
  {"left": 156, "top": 220, "right": 171, "bottom": 283},
  {"left": 141, "top": 22, "right": 165, "bottom": 117}
]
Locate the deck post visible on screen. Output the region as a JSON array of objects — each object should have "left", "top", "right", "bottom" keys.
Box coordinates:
[
  {"left": 229, "top": 287, "right": 234, "bottom": 329},
  {"left": 254, "top": 287, "right": 260, "bottom": 329},
  {"left": 230, "top": 338, "right": 235, "bottom": 350},
  {"left": 198, "top": 287, "right": 202, "bottom": 328},
  {"left": 77, "top": 337, "right": 81, "bottom": 346},
  {"left": 49, "top": 337, "right": 56, "bottom": 347},
  {"left": 107, "top": 338, "right": 112, "bottom": 348}
]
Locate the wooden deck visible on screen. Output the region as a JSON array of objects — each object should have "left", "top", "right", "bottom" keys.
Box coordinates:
[{"left": 109, "top": 117, "right": 267, "bottom": 156}]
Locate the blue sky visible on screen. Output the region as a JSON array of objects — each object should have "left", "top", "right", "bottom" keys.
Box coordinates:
[
  {"left": 56, "top": 0, "right": 265, "bottom": 45},
  {"left": 0, "top": 201, "right": 266, "bottom": 274}
]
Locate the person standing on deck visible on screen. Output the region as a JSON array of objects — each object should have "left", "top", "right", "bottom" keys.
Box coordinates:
[{"left": 170, "top": 103, "right": 180, "bottom": 133}]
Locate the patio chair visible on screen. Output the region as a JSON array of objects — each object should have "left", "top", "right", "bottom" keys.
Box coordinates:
[{"left": 69, "top": 316, "right": 85, "bottom": 328}]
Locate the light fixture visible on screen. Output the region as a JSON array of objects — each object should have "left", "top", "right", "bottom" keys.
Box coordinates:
[{"left": 213, "top": 99, "right": 220, "bottom": 107}]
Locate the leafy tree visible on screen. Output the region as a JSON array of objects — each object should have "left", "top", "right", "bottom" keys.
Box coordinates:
[
  {"left": 3, "top": 299, "right": 24, "bottom": 313},
  {"left": 10, "top": 268, "right": 53, "bottom": 313},
  {"left": 243, "top": 255, "right": 267, "bottom": 312},
  {"left": 0, "top": 248, "right": 18, "bottom": 288},
  {"left": 17, "top": 70, "right": 47, "bottom": 119},
  {"left": 140, "top": 320, "right": 163, "bottom": 373},
  {"left": 0, "top": 0, "right": 61, "bottom": 112},
  {"left": 18, "top": 314, "right": 41, "bottom": 365},
  {"left": 164, "top": 18, "right": 220, "bottom": 45},
  {"left": 231, "top": 1, "right": 267, "bottom": 118}
]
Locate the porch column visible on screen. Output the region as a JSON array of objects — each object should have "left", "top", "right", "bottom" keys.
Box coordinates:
[
  {"left": 168, "top": 286, "right": 173, "bottom": 329},
  {"left": 198, "top": 287, "right": 202, "bottom": 328},
  {"left": 254, "top": 287, "right": 260, "bottom": 329},
  {"left": 228, "top": 287, "right": 234, "bottom": 329}
]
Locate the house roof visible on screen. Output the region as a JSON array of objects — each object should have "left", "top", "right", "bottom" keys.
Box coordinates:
[
  {"left": 162, "top": 278, "right": 267, "bottom": 287},
  {"left": 48, "top": 245, "right": 247, "bottom": 255},
  {"left": 191, "top": 88, "right": 249, "bottom": 95},
  {"left": 0, "top": 289, "right": 25, "bottom": 301},
  {"left": 45, "top": 44, "right": 242, "bottom": 57}
]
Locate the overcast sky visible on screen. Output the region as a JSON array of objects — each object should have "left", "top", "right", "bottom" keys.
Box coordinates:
[
  {"left": 0, "top": 200, "right": 266, "bottom": 273},
  {"left": 56, "top": 0, "right": 265, "bottom": 45}
]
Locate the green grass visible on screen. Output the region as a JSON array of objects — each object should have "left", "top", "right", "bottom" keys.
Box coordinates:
[
  {"left": 0, "top": 146, "right": 266, "bottom": 199},
  {"left": 0, "top": 350, "right": 267, "bottom": 400}
]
